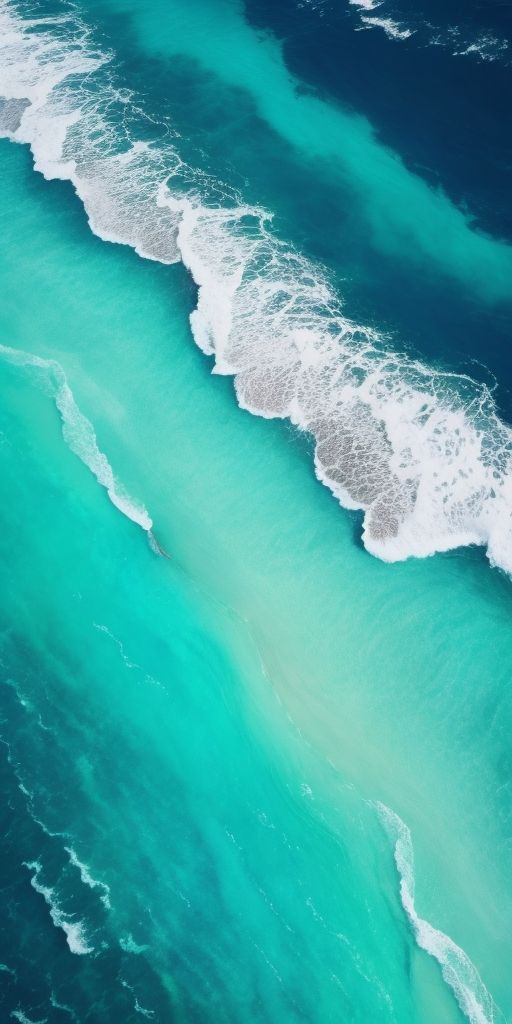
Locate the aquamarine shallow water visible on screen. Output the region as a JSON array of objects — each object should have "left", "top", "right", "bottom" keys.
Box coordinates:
[{"left": 1, "top": 0, "right": 512, "bottom": 1021}]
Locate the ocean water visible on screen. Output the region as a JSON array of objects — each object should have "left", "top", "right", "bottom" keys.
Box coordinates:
[{"left": 0, "top": 1, "right": 511, "bottom": 1022}]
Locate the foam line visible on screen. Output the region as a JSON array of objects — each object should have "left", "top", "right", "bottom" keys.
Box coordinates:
[
  {"left": 65, "top": 846, "right": 111, "bottom": 910},
  {"left": 24, "top": 860, "right": 93, "bottom": 955},
  {"left": 375, "top": 803, "right": 504, "bottom": 1024},
  {"left": 0, "top": 343, "right": 152, "bottom": 532},
  {"left": 11, "top": 1013, "right": 48, "bottom": 1024}
]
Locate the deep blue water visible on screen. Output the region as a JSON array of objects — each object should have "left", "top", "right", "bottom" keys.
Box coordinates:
[{"left": 77, "top": 0, "right": 512, "bottom": 416}]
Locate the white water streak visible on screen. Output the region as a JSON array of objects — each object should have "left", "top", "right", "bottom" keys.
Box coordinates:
[
  {"left": 376, "top": 803, "right": 503, "bottom": 1024},
  {"left": 0, "top": 343, "right": 152, "bottom": 531},
  {"left": 24, "top": 859, "right": 93, "bottom": 955}
]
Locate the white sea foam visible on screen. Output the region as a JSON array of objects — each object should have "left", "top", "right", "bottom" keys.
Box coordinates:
[
  {"left": 134, "top": 999, "right": 155, "bottom": 1019},
  {"left": 376, "top": 803, "right": 504, "bottom": 1024},
  {"left": 120, "top": 979, "right": 156, "bottom": 1018},
  {"left": 0, "top": 343, "right": 152, "bottom": 531},
  {"left": 348, "top": 0, "right": 383, "bottom": 9},
  {"left": 65, "top": 846, "right": 111, "bottom": 910},
  {"left": 359, "top": 16, "right": 413, "bottom": 40},
  {"left": 49, "top": 995, "right": 79, "bottom": 1022},
  {"left": 453, "top": 34, "right": 509, "bottom": 64},
  {"left": 2, "top": 0, "right": 512, "bottom": 579},
  {"left": 11, "top": 1012, "right": 47, "bottom": 1024},
  {"left": 24, "top": 859, "right": 93, "bottom": 955},
  {"left": 119, "top": 933, "right": 149, "bottom": 955}
]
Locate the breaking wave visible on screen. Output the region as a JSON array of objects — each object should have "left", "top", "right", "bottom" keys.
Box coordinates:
[
  {"left": 2, "top": 0, "right": 512, "bottom": 575},
  {"left": 24, "top": 859, "right": 93, "bottom": 955},
  {"left": 376, "top": 803, "right": 504, "bottom": 1024},
  {"left": 0, "top": 343, "right": 152, "bottom": 531}
]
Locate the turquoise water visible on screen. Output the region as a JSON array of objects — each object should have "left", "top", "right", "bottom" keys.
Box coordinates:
[{"left": 1, "top": 1, "right": 512, "bottom": 1021}]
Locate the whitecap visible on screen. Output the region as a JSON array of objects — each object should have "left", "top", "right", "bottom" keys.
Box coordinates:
[
  {"left": 24, "top": 859, "right": 93, "bottom": 955},
  {"left": 375, "top": 803, "right": 504, "bottom": 1024}
]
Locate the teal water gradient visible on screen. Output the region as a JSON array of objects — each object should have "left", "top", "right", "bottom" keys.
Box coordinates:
[
  {"left": 1, "top": 0, "right": 512, "bottom": 1021},
  {"left": 0, "top": 135, "right": 511, "bottom": 1022}
]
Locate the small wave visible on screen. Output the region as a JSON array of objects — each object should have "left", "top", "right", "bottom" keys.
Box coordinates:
[
  {"left": 2, "top": 1, "right": 512, "bottom": 575},
  {"left": 24, "top": 859, "right": 93, "bottom": 955},
  {"left": 65, "top": 846, "right": 111, "bottom": 910},
  {"left": 0, "top": 344, "right": 152, "bottom": 532},
  {"left": 375, "top": 803, "right": 503, "bottom": 1024}
]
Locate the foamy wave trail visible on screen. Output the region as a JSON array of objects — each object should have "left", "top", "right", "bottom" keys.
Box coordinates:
[
  {"left": 376, "top": 803, "right": 504, "bottom": 1024},
  {"left": 11, "top": 1012, "right": 48, "bottom": 1024},
  {"left": 2, "top": 0, "right": 512, "bottom": 574},
  {"left": 23, "top": 860, "right": 93, "bottom": 955},
  {"left": 0, "top": 344, "right": 152, "bottom": 531},
  {"left": 65, "top": 846, "right": 111, "bottom": 910}
]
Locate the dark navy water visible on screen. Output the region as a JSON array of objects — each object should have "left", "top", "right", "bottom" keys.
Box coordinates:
[
  {"left": 81, "top": 0, "right": 512, "bottom": 417},
  {"left": 242, "top": 0, "right": 512, "bottom": 407}
]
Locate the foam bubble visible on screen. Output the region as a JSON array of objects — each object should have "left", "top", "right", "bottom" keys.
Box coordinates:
[
  {"left": 375, "top": 803, "right": 503, "bottom": 1024},
  {"left": 0, "top": 344, "right": 152, "bottom": 532},
  {"left": 2, "top": 1, "right": 512, "bottom": 577},
  {"left": 24, "top": 860, "right": 93, "bottom": 955}
]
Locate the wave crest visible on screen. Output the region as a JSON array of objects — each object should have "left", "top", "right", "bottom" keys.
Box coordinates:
[
  {"left": 0, "top": 343, "right": 152, "bottom": 531},
  {"left": 24, "top": 859, "right": 93, "bottom": 956},
  {"left": 376, "top": 803, "right": 504, "bottom": 1024}
]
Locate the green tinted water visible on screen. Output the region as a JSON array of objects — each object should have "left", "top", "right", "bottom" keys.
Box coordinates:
[{"left": 1, "top": 130, "right": 511, "bottom": 1023}]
